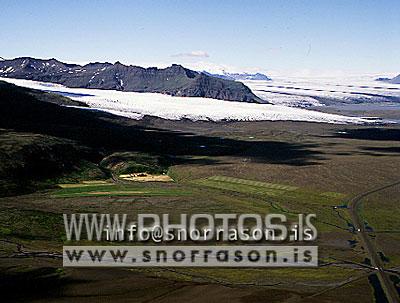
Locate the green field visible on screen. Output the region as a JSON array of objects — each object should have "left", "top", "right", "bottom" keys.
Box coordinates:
[
  {"left": 53, "top": 183, "right": 192, "bottom": 198},
  {"left": 191, "top": 175, "right": 349, "bottom": 230},
  {"left": 191, "top": 175, "right": 298, "bottom": 197}
]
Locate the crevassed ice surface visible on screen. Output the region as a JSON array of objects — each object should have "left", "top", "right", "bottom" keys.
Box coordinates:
[
  {"left": 0, "top": 77, "right": 384, "bottom": 124},
  {"left": 243, "top": 74, "right": 400, "bottom": 107}
]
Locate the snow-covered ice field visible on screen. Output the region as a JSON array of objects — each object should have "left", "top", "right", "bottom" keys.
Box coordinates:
[
  {"left": 243, "top": 74, "right": 400, "bottom": 108},
  {"left": 0, "top": 77, "right": 391, "bottom": 124}
]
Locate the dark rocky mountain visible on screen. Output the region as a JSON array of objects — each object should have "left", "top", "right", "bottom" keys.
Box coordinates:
[
  {"left": 0, "top": 57, "right": 262, "bottom": 103},
  {"left": 375, "top": 77, "right": 391, "bottom": 82},
  {"left": 202, "top": 71, "right": 271, "bottom": 81}
]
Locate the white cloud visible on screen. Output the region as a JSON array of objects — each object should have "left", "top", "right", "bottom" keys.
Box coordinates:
[{"left": 171, "top": 50, "right": 210, "bottom": 58}]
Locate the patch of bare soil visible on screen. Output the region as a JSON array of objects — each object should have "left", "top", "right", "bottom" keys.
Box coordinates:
[{"left": 119, "top": 173, "right": 173, "bottom": 182}]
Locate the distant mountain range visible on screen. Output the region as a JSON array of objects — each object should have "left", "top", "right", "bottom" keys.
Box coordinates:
[
  {"left": 376, "top": 74, "right": 400, "bottom": 84},
  {"left": 0, "top": 57, "right": 262, "bottom": 103},
  {"left": 202, "top": 71, "right": 271, "bottom": 81},
  {"left": 389, "top": 74, "right": 400, "bottom": 84}
]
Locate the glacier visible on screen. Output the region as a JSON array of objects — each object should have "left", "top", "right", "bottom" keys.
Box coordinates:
[
  {"left": 0, "top": 77, "right": 386, "bottom": 124},
  {"left": 243, "top": 73, "right": 400, "bottom": 108}
]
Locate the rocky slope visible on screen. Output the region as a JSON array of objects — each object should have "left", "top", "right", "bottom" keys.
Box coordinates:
[{"left": 0, "top": 57, "right": 262, "bottom": 102}]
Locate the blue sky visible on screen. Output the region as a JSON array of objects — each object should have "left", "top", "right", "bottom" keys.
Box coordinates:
[{"left": 1, "top": 0, "right": 399, "bottom": 74}]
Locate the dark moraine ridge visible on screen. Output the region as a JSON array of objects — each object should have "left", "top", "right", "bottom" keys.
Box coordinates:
[{"left": 0, "top": 57, "right": 263, "bottom": 103}]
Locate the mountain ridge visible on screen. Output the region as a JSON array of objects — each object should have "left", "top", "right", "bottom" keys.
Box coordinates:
[
  {"left": 0, "top": 57, "right": 263, "bottom": 103},
  {"left": 202, "top": 71, "right": 271, "bottom": 81},
  {"left": 389, "top": 74, "right": 400, "bottom": 84},
  {"left": 375, "top": 74, "right": 400, "bottom": 84}
]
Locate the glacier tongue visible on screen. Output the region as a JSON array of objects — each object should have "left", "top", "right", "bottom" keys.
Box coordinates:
[{"left": 0, "top": 77, "right": 382, "bottom": 124}]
